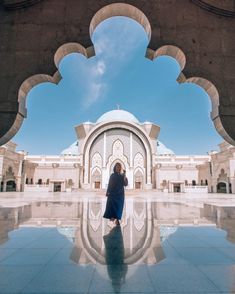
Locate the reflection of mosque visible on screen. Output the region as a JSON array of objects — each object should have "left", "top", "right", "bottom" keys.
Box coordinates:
[
  {"left": 0, "top": 199, "right": 226, "bottom": 264},
  {"left": 1, "top": 200, "right": 235, "bottom": 293}
]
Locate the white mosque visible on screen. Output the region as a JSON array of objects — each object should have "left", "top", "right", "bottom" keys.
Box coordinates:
[{"left": 1, "top": 109, "right": 235, "bottom": 194}]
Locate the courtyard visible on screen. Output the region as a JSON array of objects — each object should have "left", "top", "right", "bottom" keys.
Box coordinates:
[{"left": 0, "top": 191, "right": 235, "bottom": 293}]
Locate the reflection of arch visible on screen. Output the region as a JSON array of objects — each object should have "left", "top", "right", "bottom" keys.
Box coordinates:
[
  {"left": 77, "top": 200, "right": 164, "bottom": 265},
  {"left": 1, "top": 2, "right": 234, "bottom": 147}
]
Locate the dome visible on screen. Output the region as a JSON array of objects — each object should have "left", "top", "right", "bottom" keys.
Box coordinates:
[
  {"left": 61, "top": 141, "right": 79, "bottom": 156},
  {"left": 96, "top": 109, "right": 139, "bottom": 124},
  {"left": 157, "top": 141, "right": 175, "bottom": 155}
]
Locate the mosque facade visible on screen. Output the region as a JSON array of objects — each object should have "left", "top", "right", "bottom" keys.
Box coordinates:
[{"left": 0, "top": 109, "right": 235, "bottom": 194}]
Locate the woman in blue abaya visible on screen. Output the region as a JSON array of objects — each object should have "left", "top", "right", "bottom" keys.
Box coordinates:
[{"left": 103, "top": 162, "right": 128, "bottom": 225}]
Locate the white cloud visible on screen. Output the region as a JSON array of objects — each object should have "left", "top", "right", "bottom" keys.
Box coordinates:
[
  {"left": 91, "top": 60, "right": 106, "bottom": 76},
  {"left": 79, "top": 17, "right": 148, "bottom": 108},
  {"left": 82, "top": 82, "right": 106, "bottom": 109},
  {"left": 93, "top": 18, "right": 147, "bottom": 61}
]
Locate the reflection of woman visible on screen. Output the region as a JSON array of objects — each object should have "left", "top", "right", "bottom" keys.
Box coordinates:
[
  {"left": 103, "top": 226, "right": 128, "bottom": 293},
  {"left": 103, "top": 162, "right": 128, "bottom": 225}
]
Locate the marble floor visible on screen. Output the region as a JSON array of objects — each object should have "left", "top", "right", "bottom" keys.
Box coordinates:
[{"left": 0, "top": 191, "right": 235, "bottom": 293}]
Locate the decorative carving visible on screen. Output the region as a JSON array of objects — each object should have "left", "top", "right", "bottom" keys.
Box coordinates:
[
  {"left": 112, "top": 139, "right": 124, "bottom": 157},
  {"left": 6, "top": 166, "right": 14, "bottom": 178},
  {"left": 91, "top": 152, "right": 102, "bottom": 168},
  {"left": 134, "top": 153, "right": 144, "bottom": 168}
]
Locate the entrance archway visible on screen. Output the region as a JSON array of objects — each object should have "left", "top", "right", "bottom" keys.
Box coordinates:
[
  {"left": 217, "top": 182, "right": 227, "bottom": 193},
  {"left": 6, "top": 180, "right": 16, "bottom": 192}
]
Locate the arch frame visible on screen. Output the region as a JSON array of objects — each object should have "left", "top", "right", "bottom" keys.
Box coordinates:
[
  {"left": 81, "top": 121, "right": 153, "bottom": 188},
  {"left": 0, "top": 1, "right": 234, "bottom": 146}
]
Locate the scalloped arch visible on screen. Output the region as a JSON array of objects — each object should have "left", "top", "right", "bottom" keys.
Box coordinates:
[{"left": 2, "top": 2, "right": 233, "bottom": 146}]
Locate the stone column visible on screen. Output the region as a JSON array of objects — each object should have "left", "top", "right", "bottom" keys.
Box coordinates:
[
  {"left": 226, "top": 182, "right": 230, "bottom": 194},
  {"left": 130, "top": 133, "right": 133, "bottom": 167},
  {"left": 3, "top": 180, "right": 7, "bottom": 192},
  {"left": 129, "top": 133, "right": 134, "bottom": 189},
  {"left": 102, "top": 132, "right": 107, "bottom": 189},
  {"left": 103, "top": 132, "right": 106, "bottom": 167},
  {"left": 155, "top": 164, "right": 161, "bottom": 190},
  {"left": 231, "top": 177, "right": 235, "bottom": 194},
  {"left": 73, "top": 163, "right": 80, "bottom": 189}
]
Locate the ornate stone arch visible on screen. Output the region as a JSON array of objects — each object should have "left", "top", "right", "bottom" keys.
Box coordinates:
[
  {"left": 82, "top": 121, "right": 152, "bottom": 187},
  {"left": 133, "top": 152, "right": 145, "bottom": 168},
  {"left": 133, "top": 167, "right": 145, "bottom": 189},
  {"left": 1, "top": 1, "right": 235, "bottom": 146},
  {"left": 90, "top": 166, "right": 102, "bottom": 189},
  {"left": 91, "top": 152, "right": 102, "bottom": 168},
  {"left": 107, "top": 139, "right": 129, "bottom": 175}
]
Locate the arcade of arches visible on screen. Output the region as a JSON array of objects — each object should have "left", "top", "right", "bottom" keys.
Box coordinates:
[{"left": 0, "top": 109, "right": 235, "bottom": 194}]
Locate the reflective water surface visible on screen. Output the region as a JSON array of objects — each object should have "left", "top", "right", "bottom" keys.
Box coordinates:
[{"left": 1, "top": 198, "right": 235, "bottom": 293}]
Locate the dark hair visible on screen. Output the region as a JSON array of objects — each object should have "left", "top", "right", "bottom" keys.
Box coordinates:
[{"left": 113, "top": 162, "right": 121, "bottom": 173}]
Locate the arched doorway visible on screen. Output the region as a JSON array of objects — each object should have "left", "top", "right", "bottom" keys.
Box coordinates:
[
  {"left": 91, "top": 168, "right": 102, "bottom": 189},
  {"left": 217, "top": 182, "right": 227, "bottom": 193},
  {"left": 134, "top": 168, "right": 144, "bottom": 189},
  {"left": 6, "top": 180, "right": 16, "bottom": 192}
]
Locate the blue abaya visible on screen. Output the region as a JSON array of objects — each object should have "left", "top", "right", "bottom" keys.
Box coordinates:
[{"left": 103, "top": 172, "right": 128, "bottom": 220}]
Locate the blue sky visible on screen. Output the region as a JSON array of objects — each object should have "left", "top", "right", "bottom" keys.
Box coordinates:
[{"left": 14, "top": 17, "right": 221, "bottom": 155}]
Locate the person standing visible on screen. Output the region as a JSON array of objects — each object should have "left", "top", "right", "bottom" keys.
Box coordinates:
[{"left": 103, "top": 162, "right": 128, "bottom": 225}]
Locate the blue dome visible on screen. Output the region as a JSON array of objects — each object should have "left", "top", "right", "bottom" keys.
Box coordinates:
[
  {"left": 157, "top": 141, "right": 175, "bottom": 155},
  {"left": 97, "top": 109, "right": 139, "bottom": 124},
  {"left": 61, "top": 141, "right": 79, "bottom": 156}
]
